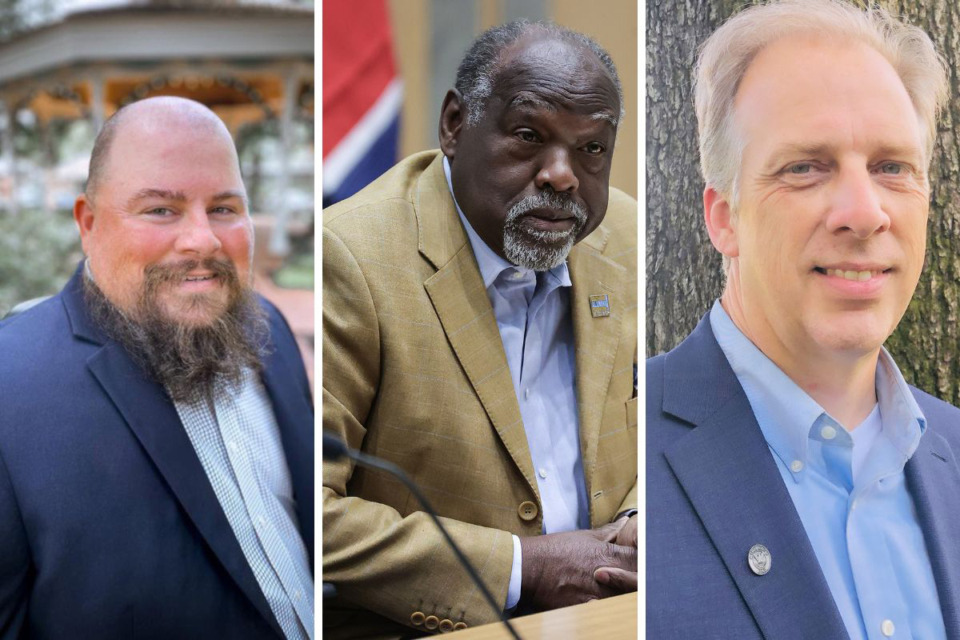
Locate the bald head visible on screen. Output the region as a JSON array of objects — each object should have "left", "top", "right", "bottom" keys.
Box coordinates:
[{"left": 86, "top": 97, "right": 237, "bottom": 203}]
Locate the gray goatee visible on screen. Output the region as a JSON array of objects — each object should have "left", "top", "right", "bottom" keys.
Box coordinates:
[{"left": 502, "top": 190, "right": 587, "bottom": 271}]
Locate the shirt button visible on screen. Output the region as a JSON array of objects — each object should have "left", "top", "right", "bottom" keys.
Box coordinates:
[
  {"left": 851, "top": 499, "right": 859, "bottom": 511},
  {"left": 257, "top": 515, "right": 267, "bottom": 527},
  {"left": 790, "top": 460, "right": 804, "bottom": 473},
  {"left": 524, "top": 388, "right": 530, "bottom": 400},
  {"left": 293, "top": 589, "right": 302, "bottom": 601},
  {"left": 512, "top": 271, "right": 524, "bottom": 280},
  {"left": 821, "top": 425, "right": 837, "bottom": 440},
  {"left": 227, "top": 441, "right": 238, "bottom": 452},
  {"left": 881, "top": 619, "right": 895, "bottom": 637},
  {"left": 538, "top": 468, "right": 547, "bottom": 479}
]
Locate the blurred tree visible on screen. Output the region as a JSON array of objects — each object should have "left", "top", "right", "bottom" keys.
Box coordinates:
[
  {"left": 0, "top": 209, "right": 80, "bottom": 316},
  {"left": 647, "top": 0, "right": 960, "bottom": 405},
  {"left": 0, "top": 0, "right": 28, "bottom": 42},
  {"left": 0, "top": 0, "right": 54, "bottom": 43}
]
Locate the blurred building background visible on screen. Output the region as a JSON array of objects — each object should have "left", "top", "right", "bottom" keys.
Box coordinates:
[
  {"left": 322, "top": 0, "right": 637, "bottom": 208},
  {"left": 0, "top": 0, "right": 315, "bottom": 380}
]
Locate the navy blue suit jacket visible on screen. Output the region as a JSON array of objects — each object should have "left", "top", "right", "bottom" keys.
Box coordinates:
[
  {"left": 647, "top": 314, "right": 960, "bottom": 639},
  {"left": 0, "top": 268, "right": 314, "bottom": 639}
]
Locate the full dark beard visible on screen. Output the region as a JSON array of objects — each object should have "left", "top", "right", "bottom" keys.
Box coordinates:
[{"left": 83, "top": 258, "right": 269, "bottom": 404}]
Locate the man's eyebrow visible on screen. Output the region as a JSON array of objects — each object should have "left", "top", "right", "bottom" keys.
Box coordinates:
[
  {"left": 125, "top": 189, "right": 247, "bottom": 208},
  {"left": 764, "top": 141, "right": 924, "bottom": 170},
  {"left": 590, "top": 111, "right": 618, "bottom": 127},
  {"left": 507, "top": 93, "right": 556, "bottom": 112},
  {"left": 212, "top": 190, "right": 247, "bottom": 203},
  {"left": 128, "top": 188, "right": 187, "bottom": 205},
  {"left": 507, "top": 94, "right": 618, "bottom": 127}
]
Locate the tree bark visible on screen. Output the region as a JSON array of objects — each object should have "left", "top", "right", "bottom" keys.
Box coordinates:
[{"left": 646, "top": 0, "right": 960, "bottom": 405}]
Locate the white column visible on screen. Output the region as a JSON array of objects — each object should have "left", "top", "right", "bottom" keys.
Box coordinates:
[
  {"left": 90, "top": 72, "right": 105, "bottom": 132},
  {"left": 268, "top": 65, "right": 298, "bottom": 259},
  {"left": 1, "top": 98, "right": 18, "bottom": 216}
]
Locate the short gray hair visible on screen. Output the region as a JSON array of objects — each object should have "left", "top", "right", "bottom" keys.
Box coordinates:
[
  {"left": 695, "top": 0, "right": 947, "bottom": 207},
  {"left": 454, "top": 20, "right": 625, "bottom": 127}
]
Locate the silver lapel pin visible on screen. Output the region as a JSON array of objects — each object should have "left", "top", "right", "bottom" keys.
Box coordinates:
[{"left": 748, "top": 544, "right": 772, "bottom": 576}]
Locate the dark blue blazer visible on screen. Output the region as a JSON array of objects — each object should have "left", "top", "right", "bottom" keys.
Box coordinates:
[
  {"left": 0, "top": 268, "right": 314, "bottom": 639},
  {"left": 647, "top": 314, "right": 960, "bottom": 639}
]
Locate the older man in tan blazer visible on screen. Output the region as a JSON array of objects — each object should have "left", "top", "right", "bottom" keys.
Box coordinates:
[{"left": 323, "top": 21, "right": 637, "bottom": 638}]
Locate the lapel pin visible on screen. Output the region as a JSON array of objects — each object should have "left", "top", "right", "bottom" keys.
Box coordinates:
[
  {"left": 748, "top": 544, "right": 772, "bottom": 576},
  {"left": 589, "top": 294, "right": 611, "bottom": 318}
]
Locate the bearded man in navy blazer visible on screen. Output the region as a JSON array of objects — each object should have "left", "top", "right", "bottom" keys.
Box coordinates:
[
  {"left": 648, "top": 1, "right": 960, "bottom": 638},
  {"left": 0, "top": 97, "right": 314, "bottom": 639}
]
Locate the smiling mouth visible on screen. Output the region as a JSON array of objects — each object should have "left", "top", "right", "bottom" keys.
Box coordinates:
[
  {"left": 812, "top": 267, "right": 892, "bottom": 282},
  {"left": 184, "top": 274, "right": 218, "bottom": 283}
]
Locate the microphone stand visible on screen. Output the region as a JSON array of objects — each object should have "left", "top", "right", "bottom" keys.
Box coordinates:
[{"left": 324, "top": 433, "right": 522, "bottom": 640}]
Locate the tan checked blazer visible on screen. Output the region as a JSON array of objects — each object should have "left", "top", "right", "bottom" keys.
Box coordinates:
[{"left": 322, "top": 151, "right": 637, "bottom": 639}]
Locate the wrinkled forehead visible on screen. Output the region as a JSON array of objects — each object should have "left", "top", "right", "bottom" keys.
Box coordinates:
[{"left": 491, "top": 37, "right": 620, "bottom": 121}]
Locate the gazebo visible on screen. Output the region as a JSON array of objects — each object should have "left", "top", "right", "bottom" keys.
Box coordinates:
[{"left": 0, "top": 0, "right": 313, "bottom": 258}]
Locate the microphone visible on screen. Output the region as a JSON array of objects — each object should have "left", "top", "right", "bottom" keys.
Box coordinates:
[
  {"left": 322, "top": 432, "right": 348, "bottom": 460},
  {"left": 323, "top": 431, "right": 523, "bottom": 640}
]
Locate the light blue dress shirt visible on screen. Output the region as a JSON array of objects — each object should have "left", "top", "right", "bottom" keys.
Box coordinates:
[
  {"left": 174, "top": 370, "right": 315, "bottom": 639},
  {"left": 710, "top": 301, "right": 946, "bottom": 640},
  {"left": 444, "top": 158, "right": 588, "bottom": 610}
]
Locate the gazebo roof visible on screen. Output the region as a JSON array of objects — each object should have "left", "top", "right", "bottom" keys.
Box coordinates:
[{"left": 0, "top": 0, "right": 313, "bottom": 86}]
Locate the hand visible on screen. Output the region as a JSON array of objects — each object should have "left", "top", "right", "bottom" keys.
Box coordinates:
[
  {"left": 518, "top": 522, "right": 637, "bottom": 611},
  {"left": 615, "top": 514, "right": 637, "bottom": 548},
  {"left": 594, "top": 514, "right": 638, "bottom": 591}
]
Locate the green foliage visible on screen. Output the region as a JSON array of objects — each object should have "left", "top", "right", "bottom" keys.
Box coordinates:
[
  {"left": 0, "top": 209, "right": 81, "bottom": 317},
  {"left": 273, "top": 250, "right": 313, "bottom": 289}
]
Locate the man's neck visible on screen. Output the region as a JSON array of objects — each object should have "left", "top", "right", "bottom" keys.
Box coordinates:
[{"left": 720, "top": 294, "right": 879, "bottom": 430}]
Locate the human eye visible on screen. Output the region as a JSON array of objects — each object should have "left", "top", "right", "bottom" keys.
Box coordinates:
[
  {"left": 210, "top": 205, "right": 237, "bottom": 215},
  {"left": 143, "top": 206, "right": 175, "bottom": 217},
  {"left": 582, "top": 141, "right": 606, "bottom": 156},
  {"left": 515, "top": 128, "right": 541, "bottom": 144},
  {"left": 876, "top": 162, "right": 904, "bottom": 175},
  {"left": 787, "top": 163, "right": 814, "bottom": 175}
]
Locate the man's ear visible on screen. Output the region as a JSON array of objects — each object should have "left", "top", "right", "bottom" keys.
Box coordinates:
[
  {"left": 438, "top": 89, "right": 465, "bottom": 159},
  {"left": 703, "top": 186, "right": 739, "bottom": 258},
  {"left": 74, "top": 194, "right": 95, "bottom": 254}
]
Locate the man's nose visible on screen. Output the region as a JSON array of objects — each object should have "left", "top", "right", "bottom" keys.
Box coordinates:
[
  {"left": 174, "top": 209, "right": 222, "bottom": 255},
  {"left": 535, "top": 147, "right": 579, "bottom": 193},
  {"left": 825, "top": 167, "right": 890, "bottom": 239}
]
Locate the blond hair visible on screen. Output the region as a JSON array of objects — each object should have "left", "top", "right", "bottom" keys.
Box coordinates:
[{"left": 695, "top": 0, "right": 947, "bottom": 207}]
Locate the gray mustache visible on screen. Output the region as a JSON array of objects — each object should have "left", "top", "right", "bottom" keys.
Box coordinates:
[{"left": 507, "top": 192, "right": 587, "bottom": 222}]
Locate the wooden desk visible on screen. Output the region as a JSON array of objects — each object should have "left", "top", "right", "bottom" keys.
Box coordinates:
[{"left": 439, "top": 593, "right": 637, "bottom": 639}]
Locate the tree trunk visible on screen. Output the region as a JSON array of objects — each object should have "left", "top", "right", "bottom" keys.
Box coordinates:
[{"left": 645, "top": 0, "right": 960, "bottom": 405}]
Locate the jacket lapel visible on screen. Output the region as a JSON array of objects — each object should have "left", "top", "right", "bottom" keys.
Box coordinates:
[
  {"left": 417, "top": 155, "right": 538, "bottom": 498},
  {"left": 905, "top": 418, "right": 960, "bottom": 639},
  {"left": 261, "top": 332, "right": 315, "bottom": 568},
  {"left": 63, "top": 270, "right": 284, "bottom": 638},
  {"left": 661, "top": 315, "right": 848, "bottom": 639},
  {"left": 567, "top": 226, "right": 626, "bottom": 499}
]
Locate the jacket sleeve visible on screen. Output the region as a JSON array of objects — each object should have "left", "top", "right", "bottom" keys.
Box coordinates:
[
  {"left": 615, "top": 393, "right": 638, "bottom": 517},
  {"left": 0, "top": 447, "right": 29, "bottom": 639},
  {"left": 321, "top": 227, "right": 514, "bottom": 631}
]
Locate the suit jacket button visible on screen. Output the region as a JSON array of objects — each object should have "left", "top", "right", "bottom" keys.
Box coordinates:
[
  {"left": 424, "top": 615, "right": 440, "bottom": 630},
  {"left": 439, "top": 619, "right": 454, "bottom": 632},
  {"left": 518, "top": 500, "right": 538, "bottom": 521},
  {"left": 410, "top": 611, "right": 425, "bottom": 626}
]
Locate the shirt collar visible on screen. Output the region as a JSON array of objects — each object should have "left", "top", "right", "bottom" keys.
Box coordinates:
[
  {"left": 709, "top": 300, "right": 925, "bottom": 479},
  {"left": 442, "top": 155, "right": 571, "bottom": 291}
]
